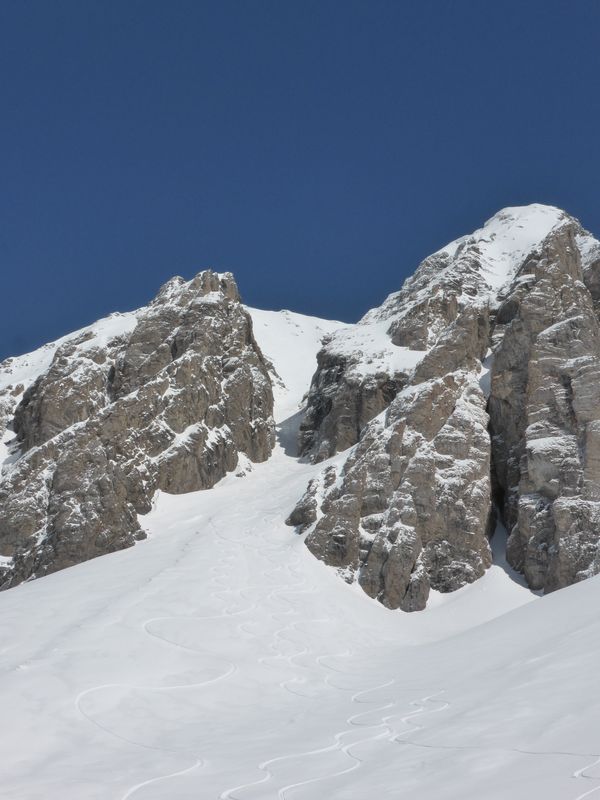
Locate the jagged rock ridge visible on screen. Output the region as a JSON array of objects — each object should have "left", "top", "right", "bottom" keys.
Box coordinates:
[
  {"left": 289, "top": 204, "right": 600, "bottom": 610},
  {"left": 0, "top": 271, "right": 274, "bottom": 586}
]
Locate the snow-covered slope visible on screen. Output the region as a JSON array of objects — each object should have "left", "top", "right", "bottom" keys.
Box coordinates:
[
  {"left": 2, "top": 297, "right": 595, "bottom": 800},
  {"left": 246, "top": 307, "right": 346, "bottom": 423}
]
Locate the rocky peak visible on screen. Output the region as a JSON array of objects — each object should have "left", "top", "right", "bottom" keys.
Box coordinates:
[
  {"left": 154, "top": 270, "right": 241, "bottom": 306},
  {"left": 299, "top": 205, "right": 573, "bottom": 462},
  {"left": 289, "top": 205, "right": 600, "bottom": 610},
  {"left": 0, "top": 269, "right": 274, "bottom": 587}
]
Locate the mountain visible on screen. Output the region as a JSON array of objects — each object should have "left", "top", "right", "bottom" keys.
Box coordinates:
[
  {"left": 2, "top": 203, "right": 600, "bottom": 798},
  {"left": 0, "top": 272, "right": 275, "bottom": 586},
  {"left": 289, "top": 204, "right": 600, "bottom": 609}
]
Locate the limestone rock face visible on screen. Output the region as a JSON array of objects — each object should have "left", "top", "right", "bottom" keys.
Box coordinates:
[
  {"left": 298, "top": 346, "right": 408, "bottom": 461},
  {"left": 297, "top": 369, "right": 493, "bottom": 611},
  {"left": 290, "top": 204, "right": 600, "bottom": 609},
  {"left": 292, "top": 301, "right": 493, "bottom": 611},
  {"left": 0, "top": 271, "right": 274, "bottom": 586},
  {"left": 489, "top": 222, "right": 600, "bottom": 592}
]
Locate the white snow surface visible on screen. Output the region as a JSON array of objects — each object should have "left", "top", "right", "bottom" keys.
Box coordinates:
[
  {"left": 577, "top": 230, "right": 600, "bottom": 270},
  {"left": 246, "top": 307, "right": 345, "bottom": 422},
  {"left": 0, "top": 299, "right": 598, "bottom": 800},
  {"left": 439, "top": 202, "right": 567, "bottom": 294},
  {"left": 320, "top": 318, "right": 426, "bottom": 380}
]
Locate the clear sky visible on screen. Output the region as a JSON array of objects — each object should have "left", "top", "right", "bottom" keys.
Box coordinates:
[{"left": 1, "top": 0, "right": 599, "bottom": 359}]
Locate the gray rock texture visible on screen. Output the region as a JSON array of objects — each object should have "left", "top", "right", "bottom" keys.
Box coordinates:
[
  {"left": 489, "top": 221, "right": 600, "bottom": 592},
  {"left": 0, "top": 271, "right": 274, "bottom": 586},
  {"left": 290, "top": 204, "right": 600, "bottom": 609},
  {"left": 298, "top": 350, "right": 407, "bottom": 461}
]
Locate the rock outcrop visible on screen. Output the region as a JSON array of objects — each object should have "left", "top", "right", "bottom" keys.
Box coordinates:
[
  {"left": 298, "top": 345, "right": 409, "bottom": 461},
  {"left": 0, "top": 271, "right": 274, "bottom": 586},
  {"left": 289, "top": 204, "right": 600, "bottom": 609},
  {"left": 489, "top": 221, "right": 600, "bottom": 592}
]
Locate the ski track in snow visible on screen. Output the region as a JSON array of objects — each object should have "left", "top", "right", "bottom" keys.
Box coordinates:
[
  {"left": 60, "top": 497, "right": 600, "bottom": 800},
  {"left": 74, "top": 519, "right": 241, "bottom": 798},
  {"left": 573, "top": 756, "right": 600, "bottom": 800},
  {"left": 74, "top": 506, "right": 445, "bottom": 800},
  {"left": 74, "top": 511, "right": 377, "bottom": 799},
  {"left": 219, "top": 677, "right": 403, "bottom": 800},
  {"left": 213, "top": 514, "right": 440, "bottom": 800}
]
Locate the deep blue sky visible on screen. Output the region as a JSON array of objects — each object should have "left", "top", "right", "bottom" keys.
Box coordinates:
[{"left": 1, "top": 0, "right": 599, "bottom": 359}]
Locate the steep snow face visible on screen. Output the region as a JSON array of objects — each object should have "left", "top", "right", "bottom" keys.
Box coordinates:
[
  {"left": 435, "top": 203, "right": 568, "bottom": 294},
  {"left": 246, "top": 307, "right": 346, "bottom": 423},
  {"left": 578, "top": 229, "right": 600, "bottom": 268},
  {"left": 321, "top": 319, "right": 425, "bottom": 381}
]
